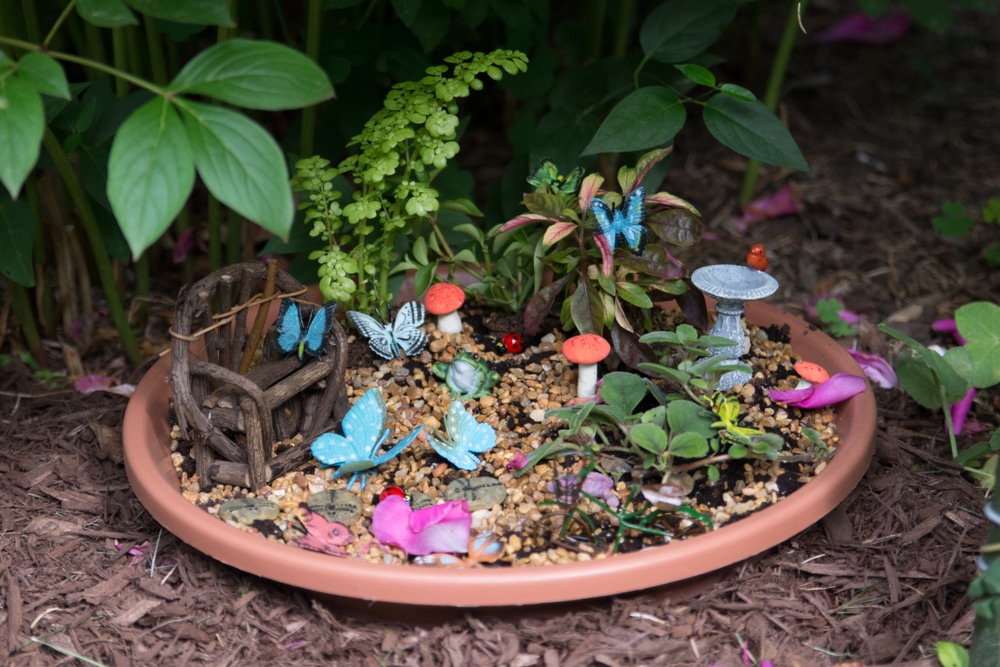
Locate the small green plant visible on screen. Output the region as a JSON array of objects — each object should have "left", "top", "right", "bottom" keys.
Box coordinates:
[
  {"left": 292, "top": 50, "right": 528, "bottom": 315},
  {"left": 0, "top": 350, "right": 66, "bottom": 389},
  {"left": 932, "top": 199, "right": 1000, "bottom": 266},
  {"left": 815, "top": 297, "right": 858, "bottom": 338},
  {"left": 638, "top": 323, "right": 753, "bottom": 401}
]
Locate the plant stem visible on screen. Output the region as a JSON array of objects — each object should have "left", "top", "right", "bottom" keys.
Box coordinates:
[
  {"left": 739, "top": 0, "right": 808, "bottom": 205},
  {"left": 299, "top": 0, "right": 323, "bottom": 159},
  {"left": 9, "top": 281, "right": 43, "bottom": 359},
  {"left": 611, "top": 0, "right": 632, "bottom": 58},
  {"left": 41, "top": 129, "right": 140, "bottom": 364},
  {"left": 207, "top": 194, "right": 222, "bottom": 272}
]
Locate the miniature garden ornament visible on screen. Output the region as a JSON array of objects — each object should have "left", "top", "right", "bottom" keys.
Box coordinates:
[
  {"left": 690, "top": 264, "right": 779, "bottom": 390},
  {"left": 432, "top": 351, "right": 499, "bottom": 400},
  {"left": 562, "top": 334, "right": 611, "bottom": 398},
  {"left": 427, "top": 399, "right": 498, "bottom": 470},
  {"left": 347, "top": 301, "right": 427, "bottom": 360},
  {"left": 276, "top": 299, "right": 337, "bottom": 361},
  {"left": 424, "top": 283, "right": 466, "bottom": 334}
]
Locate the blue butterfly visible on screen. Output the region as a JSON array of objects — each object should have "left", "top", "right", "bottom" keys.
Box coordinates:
[
  {"left": 276, "top": 299, "right": 337, "bottom": 361},
  {"left": 346, "top": 301, "right": 427, "bottom": 360},
  {"left": 311, "top": 388, "right": 423, "bottom": 490},
  {"left": 426, "top": 399, "right": 497, "bottom": 471},
  {"left": 591, "top": 185, "right": 647, "bottom": 255}
]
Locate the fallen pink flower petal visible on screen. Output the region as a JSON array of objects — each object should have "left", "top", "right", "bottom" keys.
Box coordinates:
[
  {"left": 814, "top": 12, "right": 912, "bottom": 44},
  {"left": 932, "top": 318, "right": 968, "bottom": 345},
  {"left": 371, "top": 495, "right": 471, "bottom": 556},
  {"left": 769, "top": 372, "right": 867, "bottom": 408},
  {"left": 506, "top": 450, "right": 528, "bottom": 471},
  {"left": 847, "top": 349, "right": 898, "bottom": 389},
  {"left": 75, "top": 375, "right": 136, "bottom": 397},
  {"left": 950, "top": 387, "right": 976, "bottom": 436},
  {"left": 736, "top": 184, "right": 802, "bottom": 232}
]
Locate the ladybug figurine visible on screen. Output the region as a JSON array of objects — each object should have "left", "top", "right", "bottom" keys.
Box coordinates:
[
  {"left": 498, "top": 332, "right": 524, "bottom": 355},
  {"left": 379, "top": 485, "right": 407, "bottom": 502},
  {"left": 746, "top": 244, "right": 768, "bottom": 271}
]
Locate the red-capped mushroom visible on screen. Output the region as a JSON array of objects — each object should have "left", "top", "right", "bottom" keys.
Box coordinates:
[
  {"left": 424, "top": 283, "right": 466, "bottom": 334},
  {"left": 794, "top": 360, "right": 829, "bottom": 384},
  {"left": 562, "top": 333, "right": 611, "bottom": 398}
]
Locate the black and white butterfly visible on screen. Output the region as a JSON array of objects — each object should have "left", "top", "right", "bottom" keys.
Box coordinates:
[
  {"left": 275, "top": 299, "right": 337, "bottom": 361},
  {"left": 346, "top": 301, "right": 427, "bottom": 360}
]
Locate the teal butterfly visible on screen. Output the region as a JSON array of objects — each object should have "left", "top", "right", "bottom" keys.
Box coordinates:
[
  {"left": 311, "top": 388, "right": 423, "bottom": 490},
  {"left": 591, "top": 186, "right": 647, "bottom": 255},
  {"left": 347, "top": 301, "right": 426, "bottom": 360},
  {"left": 527, "top": 158, "right": 584, "bottom": 195},
  {"left": 426, "top": 399, "right": 497, "bottom": 471},
  {"left": 276, "top": 299, "right": 337, "bottom": 361}
]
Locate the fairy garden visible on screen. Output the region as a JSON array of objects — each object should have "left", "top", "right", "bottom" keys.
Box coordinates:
[{"left": 162, "top": 50, "right": 869, "bottom": 568}]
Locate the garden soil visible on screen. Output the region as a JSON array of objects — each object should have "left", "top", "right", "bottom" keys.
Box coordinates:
[{"left": 2, "top": 7, "right": 999, "bottom": 666}]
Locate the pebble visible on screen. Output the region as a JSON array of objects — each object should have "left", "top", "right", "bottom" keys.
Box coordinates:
[
  {"left": 529, "top": 408, "right": 546, "bottom": 422},
  {"left": 444, "top": 476, "right": 506, "bottom": 511},
  {"left": 218, "top": 498, "right": 279, "bottom": 525},
  {"left": 306, "top": 490, "right": 363, "bottom": 525}
]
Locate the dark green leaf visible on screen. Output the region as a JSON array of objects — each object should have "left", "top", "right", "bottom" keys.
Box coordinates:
[
  {"left": 640, "top": 0, "right": 742, "bottom": 63},
  {"left": 107, "top": 97, "right": 195, "bottom": 259},
  {"left": 0, "top": 73, "right": 43, "bottom": 199},
  {"left": 599, "top": 371, "right": 648, "bottom": 415},
  {"left": 624, "top": 244, "right": 687, "bottom": 281},
  {"left": 570, "top": 281, "right": 604, "bottom": 335},
  {"left": 582, "top": 87, "right": 685, "bottom": 155},
  {"left": 902, "top": 0, "right": 952, "bottom": 32},
  {"left": 719, "top": 83, "right": 756, "bottom": 102},
  {"left": 0, "top": 196, "right": 37, "bottom": 285},
  {"left": 78, "top": 0, "right": 137, "bottom": 27},
  {"left": 646, "top": 209, "right": 701, "bottom": 246},
  {"left": 18, "top": 53, "right": 70, "bottom": 99},
  {"left": 674, "top": 63, "right": 715, "bottom": 87},
  {"left": 615, "top": 282, "right": 653, "bottom": 308},
  {"left": 178, "top": 101, "right": 293, "bottom": 238},
  {"left": 391, "top": 0, "right": 421, "bottom": 26},
  {"left": 612, "top": 322, "right": 657, "bottom": 371},
  {"left": 169, "top": 39, "right": 334, "bottom": 110},
  {"left": 631, "top": 423, "right": 668, "bottom": 455},
  {"left": 414, "top": 261, "right": 436, "bottom": 298},
  {"left": 524, "top": 274, "right": 571, "bottom": 335},
  {"left": 703, "top": 93, "right": 809, "bottom": 171},
  {"left": 669, "top": 431, "right": 709, "bottom": 458},
  {"left": 125, "top": 0, "right": 232, "bottom": 26},
  {"left": 522, "top": 192, "right": 568, "bottom": 218}
]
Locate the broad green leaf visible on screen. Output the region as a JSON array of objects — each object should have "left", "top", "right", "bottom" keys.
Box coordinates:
[
  {"left": 703, "top": 93, "right": 809, "bottom": 171},
  {"left": 17, "top": 53, "right": 70, "bottom": 99},
  {"left": 0, "top": 196, "right": 37, "bottom": 286},
  {"left": 125, "top": 0, "right": 233, "bottom": 26},
  {"left": 79, "top": 0, "right": 137, "bottom": 27},
  {"left": 582, "top": 87, "right": 685, "bottom": 155},
  {"left": 669, "top": 431, "right": 709, "bottom": 458},
  {"left": 169, "top": 40, "right": 334, "bottom": 110},
  {"left": 674, "top": 63, "right": 715, "bottom": 87},
  {"left": 615, "top": 282, "right": 653, "bottom": 308},
  {"left": 107, "top": 97, "right": 195, "bottom": 259},
  {"left": 452, "top": 223, "right": 485, "bottom": 242},
  {"left": 955, "top": 301, "right": 1000, "bottom": 388},
  {"left": 391, "top": 0, "right": 421, "bottom": 26},
  {"left": 411, "top": 236, "right": 429, "bottom": 265},
  {"left": 640, "top": 0, "right": 742, "bottom": 64},
  {"left": 440, "top": 198, "right": 483, "bottom": 217},
  {"left": 0, "top": 74, "right": 44, "bottom": 199},
  {"left": 599, "top": 371, "right": 648, "bottom": 415},
  {"left": 178, "top": 101, "right": 293, "bottom": 238},
  {"left": 935, "top": 641, "right": 969, "bottom": 667},
  {"left": 570, "top": 281, "right": 604, "bottom": 335},
  {"left": 719, "top": 83, "right": 756, "bottom": 102},
  {"left": 631, "top": 423, "right": 668, "bottom": 455},
  {"left": 880, "top": 322, "right": 972, "bottom": 403}
]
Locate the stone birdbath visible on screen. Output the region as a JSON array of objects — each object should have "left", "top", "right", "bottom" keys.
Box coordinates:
[{"left": 690, "top": 264, "right": 780, "bottom": 390}]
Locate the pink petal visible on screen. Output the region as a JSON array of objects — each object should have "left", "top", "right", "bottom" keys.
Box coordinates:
[
  {"left": 593, "top": 232, "right": 614, "bottom": 276},
  {"left": 932, "top": 318, "right": 967, "bottom": 345},
  {"left": 950, "top": 388, "right": 976, "bottom": 436},
  {"left": 847, "top": 349, "right": 898, "bottom": 389},
  {"left": 371, "top": 496, "right": 471, "bottom": 556},
  {"left": 506, "top": 451, "right": 528, "bottom": 471},
  {"left": 75, "top": 375, "right": 136, "bottom": 396},
  {"left": 769, "top": 373, "right": 866, "bottom": 408},
  {"left": 736, "top": 184, "right": 802, "bottom": 232},
  {"left": 814, "top": 12, "right": 912, "bottom": 44}
]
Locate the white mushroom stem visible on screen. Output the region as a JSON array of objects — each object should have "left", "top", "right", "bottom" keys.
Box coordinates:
[
  {"left": 576, "top": 363, "right": 599, "bottom": 398},
  {"left": 436, "top": 311, "right": 463, "bottom": 334}
]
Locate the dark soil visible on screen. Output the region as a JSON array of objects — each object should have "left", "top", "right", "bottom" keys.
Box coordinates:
[{"left": 3, "top": 6, "right": 1000, "bottom": 666}]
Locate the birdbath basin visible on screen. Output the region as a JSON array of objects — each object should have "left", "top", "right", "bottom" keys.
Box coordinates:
[{"left": 691, "top": 264, "right": 780, "bottom": 390}]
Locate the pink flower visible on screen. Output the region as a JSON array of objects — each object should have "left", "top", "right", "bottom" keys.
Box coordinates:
[
  {"left": 932, "top": 318, "right": 968, "bottom": 345},
  {"left": 769, "top": 373, "right": 866, "bottom": 408},
  {"left": 814, "top": 12, "right": 912, "bottom": 44},
  {"left": 75, "top": 374, "right": 135, "bottom": 397},
  {"left": 371, "top": 496, "right": 471, "bottom": 556},
  {"left": 951, "top": 388, "right": 976, "bottom": 436},
  {"left": 506, "top": 451, "right": 528, "bottom": 471},
  {"left": 847, "top": 349, "right": 897, "bottom": 389},
  {"left": 736, "top": 184, "right": 802, "bottom": 232}
]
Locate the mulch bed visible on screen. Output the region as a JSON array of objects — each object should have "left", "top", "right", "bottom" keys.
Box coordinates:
[{"left": 2, "top": 5, "right": 999, "bottom": 665}]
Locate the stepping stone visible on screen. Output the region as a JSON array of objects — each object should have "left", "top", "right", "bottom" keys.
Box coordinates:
[
  {"left": 306, "top": 490, "right": 363, "bottom": 525},
  {"left": 445, "top": 476, "right": 506, "bottom": 511},
  {"left": 218, "top": 498, "right": 279, "bottom": 525},
  {"left": 408, "top": 491, "right": 434, "bottom": 510}
]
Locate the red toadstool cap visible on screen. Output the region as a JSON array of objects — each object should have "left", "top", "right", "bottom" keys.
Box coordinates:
[
  {"left": 794, "top": 360, "right": 830, "bottom": 383},
  {"left": 563, "top": 334, "right": 611, "bottom": 364},
  {"left": 424, "top": 283, "right": 466, "bottom": 315}
]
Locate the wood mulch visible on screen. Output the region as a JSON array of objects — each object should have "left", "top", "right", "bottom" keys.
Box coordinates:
[{"left": 2, "top": 6, "right": 999, "bottom": 665}]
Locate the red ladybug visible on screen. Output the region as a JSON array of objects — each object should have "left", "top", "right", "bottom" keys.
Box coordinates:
[
  {"left": 379, "top": 486, "right": 407, "bottom": 502},
  {"left": 746, "top": 244, "right": 768, "bottom": 271},
  {"left": 501, "top": 332, "right": 524, "bottom": 354}
]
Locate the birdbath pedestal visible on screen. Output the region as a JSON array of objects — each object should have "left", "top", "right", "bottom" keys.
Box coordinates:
[{"left": 691, "top": 264, "right": 780, "bottom": 390}]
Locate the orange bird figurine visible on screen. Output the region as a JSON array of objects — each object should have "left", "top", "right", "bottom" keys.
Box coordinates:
[{"left": 746, "top": 244, "right": 768, "bottom": 271}]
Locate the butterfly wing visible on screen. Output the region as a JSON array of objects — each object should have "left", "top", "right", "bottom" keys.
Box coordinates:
[
  {"left": 372, "top": 424, "right": 423, "bottom": 466},
  {"left": 276, "top": 299, "right": 303, "bottom": 355},
  {"left": 311, "top": 388, "right": 388, "bottom": 468},
  {"left": 558, "top": 166, "right": 584, "bottom": 195},
  {"left": 617, "top": 186, "right": 648, "bottom": 255},
  {"left": 590, "top": 198, "right": 618, "bottom": 253},
  {"left": 303, "top": 301, "right": 337, "bottom": 358},
  {"left": 390, "top": 301, "right": 427, "bottom": 357},
  {"left": 526, "top": 158, "right": 559, "bottom": 188},
  {"left": 427, "top": 400, "right": 497, "bottom": 470},
  {"left": 347, "top": 311, "right": 397, "bottom": 359}
]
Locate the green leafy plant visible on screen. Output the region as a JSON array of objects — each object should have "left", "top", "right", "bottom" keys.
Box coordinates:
[
  {"left": 291, "top": 50, "right": 527, "bottom": 315},
  {"left": 815, "top": 297, "right": 859, "bottom": 338},
  {"left": 932, "top": 199, "right": 1000, "bottom": 266}
]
